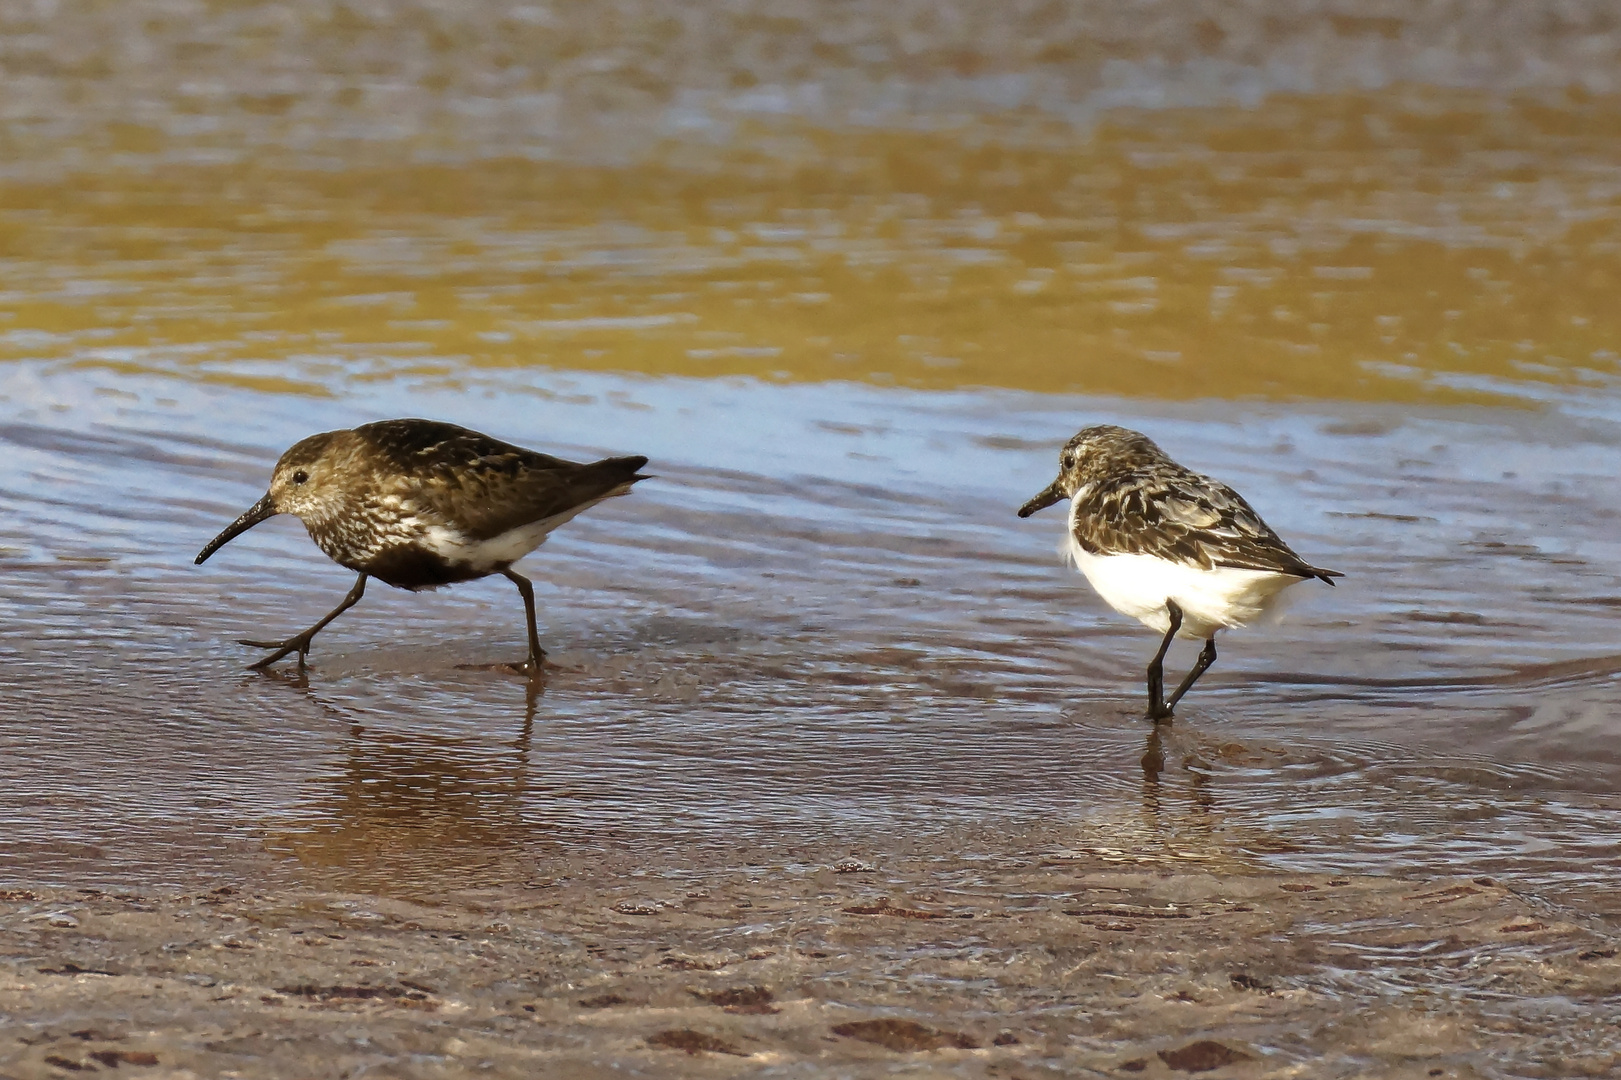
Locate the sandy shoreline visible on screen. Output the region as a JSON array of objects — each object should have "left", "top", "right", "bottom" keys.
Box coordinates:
[{"left": 4, "top": 850, "right": 1618, "bottom": 1079}]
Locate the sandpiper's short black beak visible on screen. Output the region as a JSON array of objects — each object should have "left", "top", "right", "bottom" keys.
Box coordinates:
[
  {"left": 1017, "top": 480, "right": 1066, "bottom": 518},
  {"left": 195, "top": 493, "right": 278, "bottom": 564}
]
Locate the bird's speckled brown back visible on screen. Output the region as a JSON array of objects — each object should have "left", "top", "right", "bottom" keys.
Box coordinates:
[{"left": 1057, "top": 425, "right": 1338, "bottom": 581}]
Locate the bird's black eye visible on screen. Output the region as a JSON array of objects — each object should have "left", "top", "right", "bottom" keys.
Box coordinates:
[
  {"left": 1061, "top": 454, "right": 1074, "bottom": 469},
  {"left": 292, "top": 470, "right": 309, "bottom": 485}
]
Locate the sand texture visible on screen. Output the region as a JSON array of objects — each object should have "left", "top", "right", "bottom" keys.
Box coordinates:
[{"left": 3, "top": 854, "right": 1618, "bottom": 1079}]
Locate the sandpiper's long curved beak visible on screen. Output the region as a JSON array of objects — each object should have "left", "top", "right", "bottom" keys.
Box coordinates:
[
  {"left": 1017, "top": 480, "right": 1066, "bottom": 518},
  {"left": 195, "top": 492, "right": 278, "bottom": 564}
]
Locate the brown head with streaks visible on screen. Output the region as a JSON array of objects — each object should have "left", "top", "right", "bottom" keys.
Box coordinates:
[
  {"left": 1017, "top": 425, "right": 1170, "bottom": 518},
  {"left": 194, "top": 429, "right": 360, "bottom": 564}
]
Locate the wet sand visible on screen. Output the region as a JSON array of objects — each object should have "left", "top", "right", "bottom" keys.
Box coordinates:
[{"left": 5, "top": 846, "right": 1619, "bottom": 1079}]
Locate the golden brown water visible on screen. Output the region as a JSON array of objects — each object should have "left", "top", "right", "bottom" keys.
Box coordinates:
[
  {"left": 5, "top": 94, "right": 1621, "bottom": 402},
  {"left": 2, "top": 0, "right": 1620, "bottom": 965}
]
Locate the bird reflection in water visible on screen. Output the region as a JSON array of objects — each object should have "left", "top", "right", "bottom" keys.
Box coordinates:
[
  {"left": 1139, "top": 723, "right": 1216, "bottom": 837},
  {"left": 254, "top": 672, "right": 558, "bottom": 895}
]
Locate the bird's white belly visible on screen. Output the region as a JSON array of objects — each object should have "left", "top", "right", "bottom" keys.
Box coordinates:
[
  {"left": 419, "top": 501, "right": 608, "bottom": 572},
  {"left": 1065, "top": 535, "right": 1302, "bottom": 639}
]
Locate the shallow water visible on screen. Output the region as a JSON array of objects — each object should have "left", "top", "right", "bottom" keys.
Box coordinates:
[
  {"left": 2, "top": 365, "right": 1620, "bottom": 923},
  {"left": 2, "top": 1, "right": 1621, "bottom": 932}
]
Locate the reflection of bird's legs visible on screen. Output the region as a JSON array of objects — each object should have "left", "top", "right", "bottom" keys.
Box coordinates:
[
  {"left": 509, "top": 680, "right": 541, "bottom": 822},
  {"left": 1140, "top": 725, "right": 1167, "bottom": 834},
  {"left": 242, "top": 573, "right": 369, "bottom": 670},
  {"left": 1146, "top": 600, "right": 1184, "bottom": 721},
  {"left": 1188, "top": 754, "right": 1215, "bottom": 821},
  {"left": 1166, "top": 637, "right": 1218, "bottom": 712},
  {"left": 502, "top": 568, "right": 547, "bottom": 678},
  {"left": 518, "top": 679, "right": 542, "bottom": 755},
  {"left": 1141, "top": 725, "right": 1166, "bottom": 781},
  {"left": 1141, "top": 725, "right": 1218, "bottom": 840}
]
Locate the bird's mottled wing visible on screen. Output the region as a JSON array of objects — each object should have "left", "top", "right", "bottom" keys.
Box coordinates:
[
  {"left": 355, "top": 419, "right": 644, "bottom": 541},
  {"left": 1074, "top": 466, "right": 1331, "bottom": 579},
  {"left": 356, "top": 419, "right": 564, "bottom": 469}
]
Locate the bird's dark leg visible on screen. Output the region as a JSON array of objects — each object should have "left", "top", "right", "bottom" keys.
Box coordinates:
[
  {"left": 501, "top": 568, "right": 547, "bottom": 678},
  {"left": 241, "top": 573, "right": 368, "bottom": 670},
  {"left": 1166, "top": 637, "right": 1218, "bottom": 712},
  {"left": 1146, "top": 599, "right": 1183, "bottom": 722}
]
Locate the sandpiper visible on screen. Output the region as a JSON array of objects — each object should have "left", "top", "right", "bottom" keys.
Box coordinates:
[
  {"left": 1018, "top": 425, "right": 1340, "bottom": 721},
  {"left": 195, "top": 419, "right": 649, "bottom": 676}
]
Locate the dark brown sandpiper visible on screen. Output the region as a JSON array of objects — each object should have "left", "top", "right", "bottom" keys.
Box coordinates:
[{"left": 195, "top": 418, "right": 649, "bottom": 676}]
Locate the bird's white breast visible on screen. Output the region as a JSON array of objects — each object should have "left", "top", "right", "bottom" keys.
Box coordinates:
[{"left": 1063, "top": 531, "right": 1302, "bottom": 639}]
